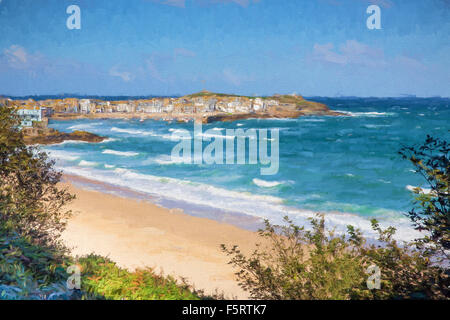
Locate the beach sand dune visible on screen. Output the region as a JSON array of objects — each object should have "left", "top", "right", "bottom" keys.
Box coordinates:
[{"left": 61, "top": 181, "right": 261, "bottom": 299}]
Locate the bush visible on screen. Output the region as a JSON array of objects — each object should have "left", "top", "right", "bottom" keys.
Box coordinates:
[
  {"left": 0, "top": 105, "right": 74, "bottom": 248},
  {"left": 399, "top": 135, "right": 449, "bottom": 259},
  {"left": 0, "top": 225, "right": 77, "bottom": 300},
  {"left": 0, "top": 105, "right": 200, "bottom": 300},
  {"left": 222, "top": 215, "right": 448, "bottom": 300},
  {"left": 77, "top": 255, "right": 200, "bottom": 300}
]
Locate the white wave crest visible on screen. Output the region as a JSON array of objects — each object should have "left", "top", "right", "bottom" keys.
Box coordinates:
[
  {"left": 78, "top": 160, "right": 98, "bottom": 167},
  {"left": 406, "top": 185, "right": 433, "bottom": 195},
  {"left": 46, "top": 150, "right": 80, "bottom": 161},
  {"left": 335, "top": 110, "right": 396, "bottom": 117},
  {"left": 253, "top": 178, "right": 284, "bottom": 188},
  {"left": 102, "top": 149, "right": 139, "bottom": 157},
  {"left": 57, "top": 165, "right": 422, "bottom": 242}
]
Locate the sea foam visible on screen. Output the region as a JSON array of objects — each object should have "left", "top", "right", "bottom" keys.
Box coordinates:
[
  {"left": 253, "top": 178, "right": 284, "bottom": 188},
  {"left": 57, "top": 165, "right": 422, "bottom": 242},
  {"left": 102, "top": 149, "right": 139, "bottom": 157}
]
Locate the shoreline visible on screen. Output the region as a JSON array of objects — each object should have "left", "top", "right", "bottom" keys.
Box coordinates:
[
  {"left": 48, "top": 110, "right": 343, "bottom": 124},
  {"left": 63, "top": 174, "right": 265, "bottom": 232},
  {"left": 60, "top": 175, "right": 262, "bottom": 299}
]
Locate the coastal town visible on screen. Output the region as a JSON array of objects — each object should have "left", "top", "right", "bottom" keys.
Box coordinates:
[{"left": 0, "top": 91, "right": 340, "bottom": 128}]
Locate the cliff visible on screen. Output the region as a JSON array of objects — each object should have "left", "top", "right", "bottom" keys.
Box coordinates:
[{"left": 22, "top": 128, "right": 105, "bottom": 145}]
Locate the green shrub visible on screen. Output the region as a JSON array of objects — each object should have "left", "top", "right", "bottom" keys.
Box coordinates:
[
  {"left": 222, "top": 215, "right": 448, "bottom": 300},
  {"left": 77, "top": 255, "right": 200, "bottom": 300},
  {"left": 0, "top": 226, "right": 201, "bottom": 300},
  {"left": 0, "top": 105, "right": 74, "bottom": 248},
  {"left": 399, "top": 135, "right": 449, "bottom": 259},
  {"left": 0, "top": 105, "right": 200, "bottom": 300},
  {"left": 0, "top": 225, "right": 78, "bottom": 300}
]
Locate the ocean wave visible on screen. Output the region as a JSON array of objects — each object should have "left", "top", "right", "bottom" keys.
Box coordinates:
[
  {"left": 78, "top": 160, "right": 98, "bottom": 167},
  {"left": 406, "top": 185, "right": 433, "bottom": 195},
  {"left": 99, "top": 138, "right": 118, "bottom": 144},
  {"left": 57, "top": 165, "right": 421, "bottom": 242},
  {"left": 46, "top": 150, "right": 80, "bottom": 161},
  {"left": 346, "top": 173, "right": 355, "bottom": 177},
  {"left": 142, "top": 155, "right": 185, "bottom": 165},
  {"left": 364, "top": 124, "right": 392, "bottom": 129},
  {"left": 335, "top": 110, "right": 396, "bottom": 117},
  {"left": 111, "top": 127, "right": 154, "bottom": 136},
  {"left": 112, "top": 127, "right": 187, "bottom": 141},
  {"left": 265, "top": 118, "right": 299, "bottom": 121},
  {"left": 102, "top": 149, "right": 139, "bottom": 157},
  {"left": 196, "top": 132, "right": 238, "bottom": 140},
  {"left": 300, "top": 118, "right": 326, "bottom": 122},
  {"left": 253, "top": 178, "right": 285, "bottom": 188},
  {"left": 68, "top": 122, "right": 102, "bottom": 131},
  {"left": 48, "top": 140, "right": 90, "bottom": 146}
]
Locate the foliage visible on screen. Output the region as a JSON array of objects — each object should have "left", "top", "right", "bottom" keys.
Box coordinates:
[
  {"left": 0, "top": 226, "right": 201, "bottom": 300},
  {"left": 349, "top": 220, "right": 448, "bottom": 299},
  {"left": 399, "top": 135, "right": 449, "bottom": 258},
  {"left": 0, "top": 225, "right": 79, "bottom": 300},
  {"left": 0, "top": 105, "right": 200, "bottom": 300},
  {"left": 77, "top": 255, "right": 200, "bottom": 300},
  {"left": 222, "top": 215, "right": 449, "bottom": 300},
  {"left": 0, "top": 105, "right": 74, "bottom": 247}
]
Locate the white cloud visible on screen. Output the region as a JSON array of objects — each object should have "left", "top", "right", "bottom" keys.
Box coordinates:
[
  {"left": 174, "top": 47, "right": 196, "bottom": 58},
  {"left": 109, "top": 66, "right": 134, "bottom": 82},
  {"left": 3, "top": 45, "right": 29, "bottom": 68},
  {"left": 312, "top": 40, "right": 387, "bottom": 67},
  {"left": 313, "top": 43, "right": 347, "bottom": 65}
]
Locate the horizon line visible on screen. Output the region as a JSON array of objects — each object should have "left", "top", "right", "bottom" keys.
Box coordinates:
[{"left": 1, "top": 92, "right": 449, "bottom": 100}]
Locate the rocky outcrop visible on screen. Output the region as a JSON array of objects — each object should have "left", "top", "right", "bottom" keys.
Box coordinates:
[
  {"left": 22, "top": 128, "right": 105, "bottom": 145},
  {"left": 200, "top": 111, "right": 303, "bottom": 124},
  {"left": 201, "top": 95, "right": 345, "bottom": 124}
]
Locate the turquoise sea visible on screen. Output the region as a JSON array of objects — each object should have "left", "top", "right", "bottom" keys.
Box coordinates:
[{"left": 43, "top": 97, "right": 450, "bottom": 241}]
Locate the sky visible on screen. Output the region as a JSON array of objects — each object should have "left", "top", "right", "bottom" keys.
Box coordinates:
[{"left": 0, "top": 0, "right": 449, "bottom": 97}]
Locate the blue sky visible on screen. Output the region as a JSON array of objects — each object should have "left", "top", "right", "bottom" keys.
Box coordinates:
[{"left": 0, "top": 0, "right": 449, "bottom": 97}]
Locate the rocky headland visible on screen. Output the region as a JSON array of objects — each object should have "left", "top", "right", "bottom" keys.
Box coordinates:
[
  {"left": 41, "top": 92, "right": 344, "bottom": 124},
  {"left": 22, "top": 127, "right": 105, "bottom": 145}
]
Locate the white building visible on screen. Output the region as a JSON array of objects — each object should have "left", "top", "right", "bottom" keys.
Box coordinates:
[
  {"left": 17, "top": 106, "right": 42, "bottom": 127},
  {"left": 252, "top": 98, "right": 264, "bottom": 111},
  {"left": 79, "top": 99, "right": 91, "bottom": 114}
]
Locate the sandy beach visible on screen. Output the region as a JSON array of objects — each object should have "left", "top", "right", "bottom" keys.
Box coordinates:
[{"left": 60, "top": 177, "right": 262, "bottom": 299}]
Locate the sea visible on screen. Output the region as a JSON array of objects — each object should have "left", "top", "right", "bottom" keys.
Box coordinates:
[{"left": 41, "top": 97, "right": 450, "bottom": 241}]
